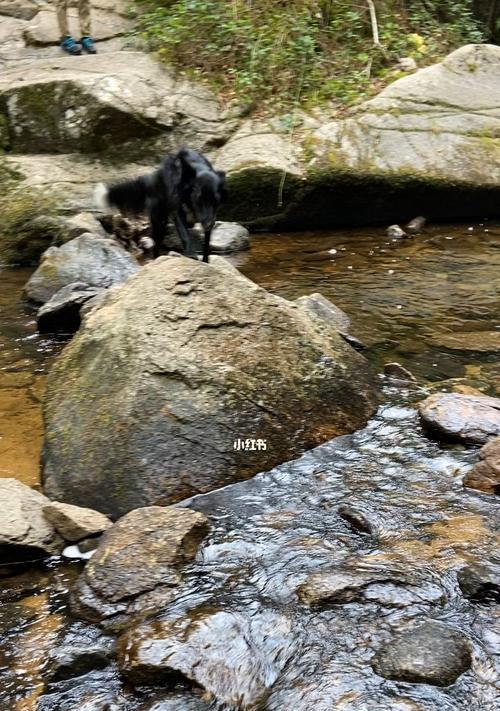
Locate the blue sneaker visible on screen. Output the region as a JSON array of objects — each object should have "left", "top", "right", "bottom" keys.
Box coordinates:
[
  {"left": 80, "top": 36, "right": 97, "bottom": 54},
  {"left": 61, "top": 36, "right": 81, "bottom": 55}
]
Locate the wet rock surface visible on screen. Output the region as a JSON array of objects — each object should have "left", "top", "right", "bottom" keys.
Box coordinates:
[
  {"left": 457, "top": 560, "right": 500, "bottom": 603},
  {"left": 37, "top": 282, "right": 105, "bottom": 334},
  {"left": 31, "top": 396, "right": 499, "bottom": 710},
  {"left": 0, "top": 478, "right": 62, "bottom": 560},
  {"left": 46, "top": 622, "right": 116, "bottom": 682},
  {"left": 418, "top": 392, "right": 500, "bottom": 444},
  {"left": 118, "top": 609, "right": 295, "bottom": 707},
  {"left": 42, "top": 256, "right": 378, "bottom": 517},
  {"left": 297, "top": 568, "right": 444, "bottom": 608},
  {"left": 43, "top": 501, "right": 112, "bottom": 542},
  {"left": 75, "top": 507, "right": 209, "bottom": 611},
  {"left": 24, "top": 233, "right": 139, "bottom": 304},
  {"left": 372, "top": 622, "right": 472, "bottom": 687},
  {"left": 463, "top": 435, "right": 500, "bottom": 494}
]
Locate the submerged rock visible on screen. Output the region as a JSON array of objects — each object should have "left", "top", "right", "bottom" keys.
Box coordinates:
[
  {"left": 418, "top": 392, "right": 500, "bottom": 444},
  {"left": 24, "top": 233, "right": 139, "bottom": 304},
  {"left": 372, "top": 622, "right": 472, "bottom": 686},
  {"left": 43, "top": 501, "right": 112, "bottom": 542},
  {"left": 405, "top": 216, "right": 426, "bottom": 234},
  {"left": 37, "top": 667, "right": 127, "bottom": 711},
  {"left": 42, "top": 256, "right": 378, "bottom": 517},
  {"left": 430, "top": 331, "right": 500, "bottom": 353},
  {"left": 297, "top": 568, "right": 443, "bottom": 608},
  {"left": 37, "top": 283, "right": 104, "bottom": 334},
  {"left": 0, "top": 478, "right": 62, "bottom": 561},
  {"left": 79, "top": 507, "right": 209, "bottom": 604},
  {"left": 46, "top": 623, "right": 115, "bottom": 682},
  {"left": 383, "top": 362, "right": 417, "bottom": 382},
  {"left": 386, "top": 225, "right": 408, "bottom": 239},
  {"left": 463, "top": 436, "right": 500, "bottom": 494},
  {"left": 118, "top": 609, "right": 295, "bottom": 708}
]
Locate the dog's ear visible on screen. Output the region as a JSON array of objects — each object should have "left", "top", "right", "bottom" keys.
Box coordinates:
[{"left": 216, "top": 170, "right": 228, "bottom": 201}]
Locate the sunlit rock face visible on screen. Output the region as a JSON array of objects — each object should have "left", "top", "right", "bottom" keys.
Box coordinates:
[
  {"left": 220, "top": 44, "right": 500, "bottom": 228},
  {"left": 42, "top": 256, "right": 378, "bottom": 517}
]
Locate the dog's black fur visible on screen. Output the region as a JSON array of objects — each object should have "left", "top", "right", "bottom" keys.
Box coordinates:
[{"left": 98, "top": 148, "right": 227, "bottom": 262}]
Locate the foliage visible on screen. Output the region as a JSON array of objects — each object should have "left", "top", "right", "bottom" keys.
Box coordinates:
[
  {"left": 132, "top": 0, "right": 486, "bottom": 109},
  {"left": 0, "top": 164, "right": 61, "bottom": 265}
]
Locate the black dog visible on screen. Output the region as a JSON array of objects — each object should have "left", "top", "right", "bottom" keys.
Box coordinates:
[{"left": 95, "top": 147, "right": 227, "bottom": 262}]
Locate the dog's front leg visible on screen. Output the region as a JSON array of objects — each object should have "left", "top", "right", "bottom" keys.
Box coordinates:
[
  {"left": 202, "top": 230, "right": 211, "bottom": 263},
  {"left": 173, "top": 212, "right": 197, "bottom": 259}
]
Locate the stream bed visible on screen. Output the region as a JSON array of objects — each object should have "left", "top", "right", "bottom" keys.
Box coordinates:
[{"left": 1, "top": 222, "right": 499, "bottom": 710}]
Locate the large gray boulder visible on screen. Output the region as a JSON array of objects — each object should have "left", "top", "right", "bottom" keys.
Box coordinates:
[
  {"left": 0, "top": 51, "right": 224, "bottom": 154},
  {"left": 220, "top": 44, "right": 500, "bottom": 228},
  {"left": 42, "top": 256, "right": 378, "bottom": 517},
  {"left": 313, "top": 44, "right": 500, "bottom": 188},
  {"left": 24, "top": 233, "right": 139, "bottom": 304}
]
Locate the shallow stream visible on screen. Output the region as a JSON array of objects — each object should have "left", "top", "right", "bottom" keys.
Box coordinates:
[{"left": 1, "top": 221, "right": 499, "bottom": 709}]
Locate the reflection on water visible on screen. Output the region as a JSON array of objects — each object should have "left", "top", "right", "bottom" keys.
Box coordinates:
[
  {"left": 0, "top": 269, "right": 64, "bottom": 485},
  {"left": 230, "top": 220, "right": 500, "bottom": 384}
]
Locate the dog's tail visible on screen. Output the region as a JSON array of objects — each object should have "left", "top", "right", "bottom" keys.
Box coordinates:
[{"left": 94, "top": 176, "right": 150, "bottom": 215}]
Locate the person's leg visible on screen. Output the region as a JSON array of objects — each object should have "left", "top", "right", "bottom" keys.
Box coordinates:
[
  {"left": 79, "top": 0, "right": 97, "bottom": 53},
  {"left": 57, "top": 0, "right": 82, "bottom": 55}
]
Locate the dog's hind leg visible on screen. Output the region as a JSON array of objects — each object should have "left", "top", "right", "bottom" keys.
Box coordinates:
[{"left": 149, "top": 198, "right": 168, "bottom": 258}]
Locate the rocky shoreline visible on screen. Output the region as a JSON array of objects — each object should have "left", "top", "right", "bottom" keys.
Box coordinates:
[{"left": 1, "top": 9, "right": 499, "bottom": 260}]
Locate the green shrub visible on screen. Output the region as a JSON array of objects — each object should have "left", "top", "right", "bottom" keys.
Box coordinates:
[{"left": 132, "top": 0, "right": 486, "bottom": 109}]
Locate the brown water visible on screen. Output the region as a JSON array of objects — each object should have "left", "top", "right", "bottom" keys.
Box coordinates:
[{"left": 0, "top": 222, "right": 500, "bottom": 710}]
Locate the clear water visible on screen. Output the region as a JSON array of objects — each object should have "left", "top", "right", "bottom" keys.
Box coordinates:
[{"left": 0, "top": 221, "right": 499, "bottom": 709}]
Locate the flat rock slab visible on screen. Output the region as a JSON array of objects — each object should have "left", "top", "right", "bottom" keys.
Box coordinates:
[
  {"left": 6, "top": 154, "right": 156, "bottom": 213},
  {"left": 82, "top": 507, "right": 209, "bottom": 603},
  {"left": 463, "top": 435, "right": 500, "bottom": 494},
  {"left": 372, "top": 622, "right": 472, "bottom": 686},
  {"left": 0, "top": 0, "right": 39, "bottom": 20},
  {"left": 430, "top": 331, "right": 500, "bottom": 353},
  {"left": 0, "top": 51, "right": 223, "bottom": 154},
  {"left": 43, "top": 501, "right": 112, "bottom": 542},
  {"left": 24, "top": 7, "right": 131, "bottom": 45},
  {"left": 313, "top": 44, "right": 500, "bottom": 188},
  {"left": 24, "top": 233, "right": 138, "bottom": 304},
  {"left": 418, "top": 392, "right": 500, "bottom": 444},
  {"left": 0, "top": 478, "right": 62, "bottom": 560}
]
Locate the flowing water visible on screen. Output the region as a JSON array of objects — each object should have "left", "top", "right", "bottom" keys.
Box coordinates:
[{"left": 0, "top": 222, "right": 499, "bottom": 710}]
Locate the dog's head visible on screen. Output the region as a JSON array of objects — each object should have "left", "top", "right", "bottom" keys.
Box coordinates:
[{"left": 192, "top": 170, "right": 227, "bottom": 231}]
